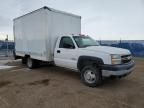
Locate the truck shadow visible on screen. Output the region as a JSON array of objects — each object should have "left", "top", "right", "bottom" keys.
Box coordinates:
[
  {"left": 39, "top": 63, "right": 81, "bottom": 81},
  {"left": 38, "top": 63, "right": 130, "bottom": 88}
]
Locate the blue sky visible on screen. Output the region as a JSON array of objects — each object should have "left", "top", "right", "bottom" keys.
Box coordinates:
[{"left": 0, "top": 0, "right": 144, "bottom": 40}]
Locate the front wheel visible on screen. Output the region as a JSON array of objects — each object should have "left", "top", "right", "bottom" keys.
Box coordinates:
[{"left": 81, "top": 65, "right": 102, "bottom": 87}]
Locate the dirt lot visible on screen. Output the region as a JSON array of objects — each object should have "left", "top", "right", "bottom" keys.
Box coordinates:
[{"left": 0, "top": 58, "right": 144, "bottom": 108}]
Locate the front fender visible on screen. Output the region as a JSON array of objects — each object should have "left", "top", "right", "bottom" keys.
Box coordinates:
[{"left": 77, "top": 56, "right": 104, "bottom": 71}]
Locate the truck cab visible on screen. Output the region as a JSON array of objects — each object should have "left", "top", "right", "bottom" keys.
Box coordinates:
[{"left": 54, "top": 35, "right": 135, "bottom": 87}]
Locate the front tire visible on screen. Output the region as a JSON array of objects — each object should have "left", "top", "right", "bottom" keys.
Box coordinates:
[{"left": 81, "top": 65, "right": 102, "bottom": 87}]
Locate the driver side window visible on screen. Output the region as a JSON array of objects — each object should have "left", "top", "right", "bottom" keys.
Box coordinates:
[{"left": 59, "top": 37, "right": 75, "bottom": 49}]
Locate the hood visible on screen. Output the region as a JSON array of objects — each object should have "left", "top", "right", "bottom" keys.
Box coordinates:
[{"left": 83, "top": 46, "right": 131, "bottom": 55}]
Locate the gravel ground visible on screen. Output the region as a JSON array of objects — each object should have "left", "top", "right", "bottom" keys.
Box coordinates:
[{"left": 0, "top": 58, "right": 143, "bottom": 108}]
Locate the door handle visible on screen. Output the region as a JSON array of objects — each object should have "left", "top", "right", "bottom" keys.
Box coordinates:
[{"left": 57, "top": 50, "right": 60, "bottom": 53}]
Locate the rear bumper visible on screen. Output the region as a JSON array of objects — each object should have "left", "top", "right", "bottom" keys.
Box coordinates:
[{"left": 101, "top": 60, "right": 135, "bottom": 77}]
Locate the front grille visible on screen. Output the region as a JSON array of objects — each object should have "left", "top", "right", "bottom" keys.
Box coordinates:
[{"left": 121, "top": 55, "right": 132, "bottom": 64}]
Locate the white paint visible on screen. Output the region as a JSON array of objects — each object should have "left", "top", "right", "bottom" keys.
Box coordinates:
[
  {"left": 54, "top": 36, "right": 78, "bottom": 70},
  {"left": 14, "top": 7, "right": 81, "bottom": 62}
]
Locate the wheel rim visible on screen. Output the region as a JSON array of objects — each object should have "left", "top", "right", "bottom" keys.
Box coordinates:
[
  {"left": 27, "top": 58, "right": 32, "bottom": 68},
  {"left": 84, "top": 69, "right": 96, "bottom": 84}
]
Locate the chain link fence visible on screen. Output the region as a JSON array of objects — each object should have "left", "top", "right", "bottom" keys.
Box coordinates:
[
  {"left": 0, "top": 40, "right": 14, "bottom": 57},
  {"left": 0, "top": 49, "right": 14, "bottom": 57}
]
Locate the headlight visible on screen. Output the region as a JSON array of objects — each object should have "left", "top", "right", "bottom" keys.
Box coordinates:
[{"left": 111, "top": 54, "right": 121, "bottom": 65}]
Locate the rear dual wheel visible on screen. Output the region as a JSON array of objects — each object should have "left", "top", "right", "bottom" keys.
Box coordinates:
[
  {"left": 27, "top": 57, "right": 39, "bottom": 69},
  {"left": 22, "top": 58, "right": 27, "bottom": 64}
]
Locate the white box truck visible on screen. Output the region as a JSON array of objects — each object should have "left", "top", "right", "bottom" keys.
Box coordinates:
[{"left": 14, "top": 6, "right": 134, "bottom": 87}]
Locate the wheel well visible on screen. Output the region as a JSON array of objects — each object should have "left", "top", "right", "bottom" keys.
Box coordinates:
[
  {"left": 24, "top": 55, "right": 30, "bottom": 58},
  {"left": 77, "top": 56, "right": 104, "bottom": 71}
]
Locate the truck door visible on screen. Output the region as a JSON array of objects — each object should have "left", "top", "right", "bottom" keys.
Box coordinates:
[{"left": 54, "top": 36, "right": 77, "bottom": 70}]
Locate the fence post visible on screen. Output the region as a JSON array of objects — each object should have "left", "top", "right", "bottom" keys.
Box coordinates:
[{"left": 5, "top": 35, "right": 8, "bottom": 57}]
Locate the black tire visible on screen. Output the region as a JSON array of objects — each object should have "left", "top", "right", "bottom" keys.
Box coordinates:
[
  {"left": 27, "top": 57, "right": 36, "bottom": 69},
  {"left": 22, "top": 58, "right": 27, "bottom": 64},
  {"left": 81, "top": 65, "right": 102, "bottom": 87}
]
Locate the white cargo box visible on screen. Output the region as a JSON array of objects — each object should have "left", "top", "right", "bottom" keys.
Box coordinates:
[{"left": 14, "top": 6, "right": 81, "bottom": 61}]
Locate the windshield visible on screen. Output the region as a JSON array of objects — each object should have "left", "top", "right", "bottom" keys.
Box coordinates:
[{"left": 73, "top": 36, "right": 99, "bottom": 48}]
